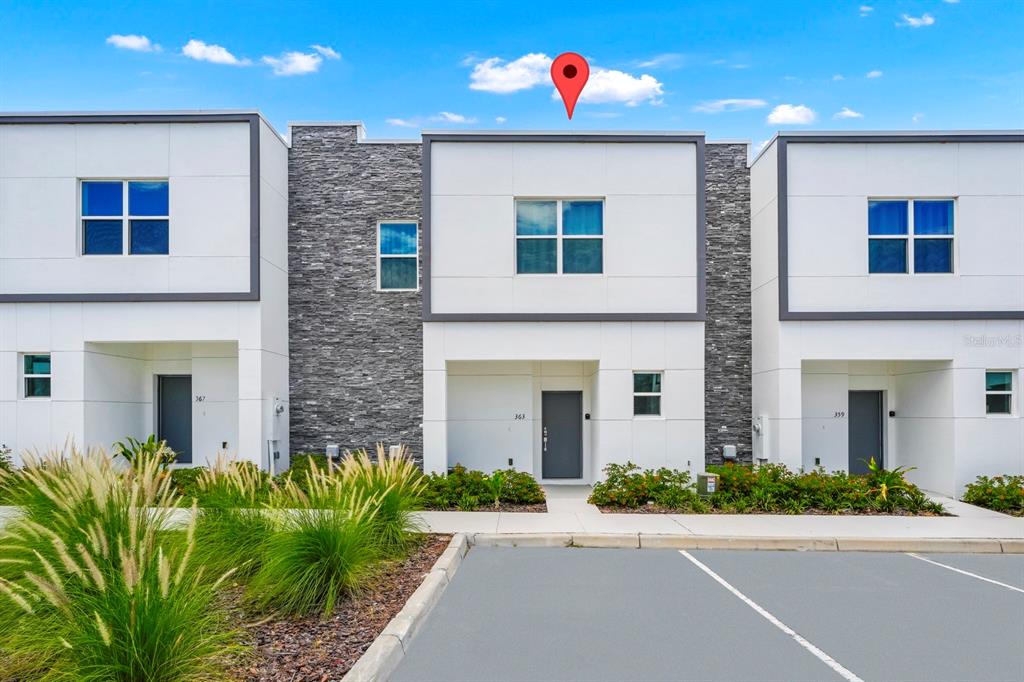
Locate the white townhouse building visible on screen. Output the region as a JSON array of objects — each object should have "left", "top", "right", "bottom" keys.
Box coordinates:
[
  {"left": 421, "top": 132, "right": 715, "bottom": 482},
  {"left": 0, "top": 112, "right": 290, "bottom": 470},
  {"left": 751, "top": 131, "right": 1024, "bottom": 495}
]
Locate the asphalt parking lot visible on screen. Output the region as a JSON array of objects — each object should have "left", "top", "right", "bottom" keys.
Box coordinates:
[{"left": 392, "top": 547, "right": 1024, "bottom": 682}]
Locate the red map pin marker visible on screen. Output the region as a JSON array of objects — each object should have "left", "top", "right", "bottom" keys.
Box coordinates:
[{"left": 551, "top": 52, "right": 589, "bottom": 120}]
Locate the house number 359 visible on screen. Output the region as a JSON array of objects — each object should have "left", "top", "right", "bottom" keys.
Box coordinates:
[{"left": 833, "top": 411, "right": 846, "bottom": 418}]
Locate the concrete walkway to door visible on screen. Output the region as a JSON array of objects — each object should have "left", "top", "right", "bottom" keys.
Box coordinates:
[{"left": 413, "top": 486, "right": 1024, "bottom": 541}]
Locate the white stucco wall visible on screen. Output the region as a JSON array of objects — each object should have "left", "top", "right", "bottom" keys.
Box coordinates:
[
  {"left": 785, "top": 141, "right": 1024, "bottom": 314},
  {"left": 0, "top": 121, "right": 254, "bottom": 294},
  {"left": 751, "top": 136, "right": 1024, "bottom": 495},
  {"left": 423, "top": 320, "right": 705, "bottom": 482},
  {"left": 0, "top": 115, "right": 290, "bottom": 470},
  {"left": 428, "top": 140, "right": 700, "bottom": 315}
]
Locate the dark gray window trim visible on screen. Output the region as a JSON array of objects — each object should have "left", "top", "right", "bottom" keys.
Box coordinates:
[
  {"left": 421, "top": 133, "right": 706, "bottom": 322},
  {"left": 0, "top": 112, "right": 261, "bottom": 303},
  {"left": 777, "top": 132, "right": 1024, "bottom": 321}
]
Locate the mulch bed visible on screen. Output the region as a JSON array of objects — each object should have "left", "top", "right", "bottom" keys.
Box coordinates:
[
  {"left": 423, "top": 502, "right": 548, "bottom": 513},
  {"left": 226, "top": 533, "right": 452, "bottom": 681},
  {"left": 597, "top": 504, "right": 951, "bottom": 516}
]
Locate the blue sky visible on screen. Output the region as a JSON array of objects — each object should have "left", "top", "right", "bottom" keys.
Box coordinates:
[{"left": 1, "top": 0, "right": 1021, "bottom": 146}]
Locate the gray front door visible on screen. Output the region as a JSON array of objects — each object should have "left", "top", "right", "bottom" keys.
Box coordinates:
[
  {"left": 158, "top": 375, "right": 192, "bottom": 464},
  {"left": 848, "top": 390, "right": 883, "bottom": 475},
  {"left": 542, "top": 391, "right": 583, "bottom": 479}
]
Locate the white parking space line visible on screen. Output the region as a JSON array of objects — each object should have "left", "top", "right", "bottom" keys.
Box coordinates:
[
  {"left": 678, "top": 550, "right": 864, "bottom": 682},
  {"left": 906, "top": 553, "right": 1024, "bottom": 594}
]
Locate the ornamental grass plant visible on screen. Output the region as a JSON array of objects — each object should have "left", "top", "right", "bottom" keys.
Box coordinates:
[{"left": 0, "top": 448, "right": 238, "bottom": 681}]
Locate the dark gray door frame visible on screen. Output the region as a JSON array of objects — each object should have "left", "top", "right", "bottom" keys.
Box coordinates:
[
  {"left": 848, "top": 390, "right": 884, "bottom": 474},
  {"left": 541, "top": 391, "right": 584, "bottom": 479},
  {"left": 157, "top": 374, "right": 193, "bottom": 464}
]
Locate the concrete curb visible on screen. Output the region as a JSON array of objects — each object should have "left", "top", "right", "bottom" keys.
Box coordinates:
[
  {"left": 469, "top": 533, "right": 1024, "bottom": 554},
  {"left": 342, "top": 533, "right": 469, "bottom": 682}
]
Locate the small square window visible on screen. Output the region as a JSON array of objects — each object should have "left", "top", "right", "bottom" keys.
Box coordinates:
[
  {"left": 633, "top": 372, "right": 662, "bottom": 416},
  {"left": 515, "top": 201, "right": 557, "bottom": 236},
  {"left": 516, "top": 239, "right": 557, "bottom": 274},
  {"left": 82, "top": 181, "right": 123, "bottom": 217},
  {"left": 83, "top": 219, "right": 123, "bottom": 255},
  {"left": 913, "top": 201, "right": 953, "bottom": 235},
  {"left": 130, "top": 220, "right": 169, "bottom": 255},
  {"left": 562, "top": 201, "right": 603, "bottom": 235},
  {"left": 868, "top": 238, "right": 907, "bottom": 273},
  {"left": 128, "top": 181, "right": 169, "bottom": 217},
  {"left": 563, "top": 239, "right": 603, "bottom": 274},
  {"left": 985, "top": 371, "right": 1013, "bottom": 415},
  {"left": 23, "top": 354, "right": 51, "bottom": 399},
  {"left": 868, "top": 201, "right": 908, "bottom": 236},
  {"left": 914, "top": 238, "right": 952, "bottom": 274}
]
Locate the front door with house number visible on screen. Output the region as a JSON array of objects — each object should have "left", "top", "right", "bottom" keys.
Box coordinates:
[{"left": 541, "top": 391, "right": 583, "bottom": 479}]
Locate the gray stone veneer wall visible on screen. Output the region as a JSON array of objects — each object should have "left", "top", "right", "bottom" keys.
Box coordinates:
[
  {"left": 288, "top": 125, "right": 423, "bottom": 461},
  {"left": 703, "top": 143, "right": 753, "bottom": 464}
]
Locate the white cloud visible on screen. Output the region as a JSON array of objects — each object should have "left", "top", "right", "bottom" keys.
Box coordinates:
[
  {"left": 897, "top": 13, "right": 936, "bottom": 28},
  {"left": 834, "top": 107, "right": 864, "bottom": 119},
  {"left": 576, "top": 68, "right": 663, "bottom": 106},
  {"left": 495, "top": 116, "right": 507, "bottom": 124},
  {"left": 181, "top": 39, "right": 249, "bottom": 66},
  {"left": 756, "top": 139, "right": 772, "bottom": 154},
  {"left": 433, "top": 111, "right": 478, "bottom": 124},
  {"left": 262, "top": 51, "right": 322, "bottom": 76},
  {"left": 859, "top": 5, "right": 874, "bottom": 16},
  {"left": 866, "top": 69, "right": 883, "bottom": 78},
  {"left": 106, "top": 34, "right": 160, "bottom": 52},
  {"left": 943, "top": 0, "right": 959, "bottom": 4},
  {"left": 635, "top": 53, "right": 685, "bottom": 69},
  {"left": 469, "top": 52, "right": 662, "bottom": 106},
  {"left": 469, "top": 53, "right": 551, "bottom": 93},
  {"left": 691, "top": 98, "right": 767, "bottom": 113},
  {"left": 386, "top": 118, "right": 418, "bottom": 128},
  {"left": 912, "top": 112, "right": 925, "bottom": 123},
  {"left": 767, "top": 104, "right": 817, "bottom": 125},
  {"left": 832, "top": 74, "right": 845, "bottom": 81},
  {"left": 311, "top": 44, "right": 341, "bottom": 60}
]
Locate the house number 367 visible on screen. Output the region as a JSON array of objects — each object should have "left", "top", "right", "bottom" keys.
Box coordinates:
[{"left": 195, "top": 396, "right": 206, "bottom": 403}]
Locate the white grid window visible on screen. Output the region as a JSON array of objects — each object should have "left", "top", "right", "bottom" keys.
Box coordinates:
[
  {"left": 22, "top": 354, "right": 51, "bottom": 399},
  {"left": 80, "top": 180, "right": 169, "bottom": 255},
  {"left": 515, "top": 199, "right": 603, "bottom": 274},
  {"left": 985, "top": 371, "right": 1013, "bottom": 416},
  {"left": 377, "top": 221, "right": 419, "bottom": 291},
  {"left": 867, "top": 198, "right": 955, "bottom": 275},
  {"left": 633, "top": 372, "right": 662, "bottom": 416}
]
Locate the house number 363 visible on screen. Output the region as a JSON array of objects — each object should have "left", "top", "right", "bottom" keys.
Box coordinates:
[{"left": 513, "top": 413, "right": 526, "bottom": 420}]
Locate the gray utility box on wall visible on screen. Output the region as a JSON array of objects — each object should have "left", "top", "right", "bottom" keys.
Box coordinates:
[{"left": 697, "top": 473, "right": 719, "bottom": 498}]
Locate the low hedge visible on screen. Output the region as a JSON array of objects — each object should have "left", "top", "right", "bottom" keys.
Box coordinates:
[
  {"left": 421, "top": 464, "right": 545, "bottom": 510},
  {"left": 589, "top": 461, "right": 946, "bottom": 515},
  {"left": 962, "top": 475, "right": 1024, "bottom": 516}
]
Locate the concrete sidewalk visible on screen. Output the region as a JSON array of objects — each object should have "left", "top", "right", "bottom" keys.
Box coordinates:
[{"left": 415, "top": 486, "right": 1024, "bottom": 540}]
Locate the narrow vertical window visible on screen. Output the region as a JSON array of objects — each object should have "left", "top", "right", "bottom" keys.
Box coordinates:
[
  {"left": 633, "top": 372, "right": 662, "bottom": 416},
  {"left": 23, "top": 354, "right": 51, "bottom": 398},
  {"left": 985, "top": 371, "right": 1013, "bottom": 415},
  {"left": 378, "top": 221, "right": 419, "bottom": 290},
  {"left": 516, "top": 200, "right": 557, "bottom": 274},
  {"left": 868, "top": 200, "right": 908, "bottom": 273}
]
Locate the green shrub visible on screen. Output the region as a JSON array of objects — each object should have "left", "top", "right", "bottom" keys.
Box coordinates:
[
  {"left": 169, "top": 466, "right": 205, "bottom": 501},
  {"left": 339, "top": 444, "right": 425, "bottom": 554},
  {"left": 248, "top": 467, "right": 381, "bottom": 617},
  {"left": 112, "top": 434, "right": 177, "bottom": 469},
  {"left": 420, "top": 465, "right": 545, "bottom": 510},
  {"left": 963, "top": 475, "right": 1024, "bottom": 516},
  {"left": 0, "top": 448, "right": 237, "bottom": 681},
  {"left": 588, "top": 462, "right": 702, "bottom": 510},
  {"left": 589, "top": 460, "right": 944, "bottom": 515}
]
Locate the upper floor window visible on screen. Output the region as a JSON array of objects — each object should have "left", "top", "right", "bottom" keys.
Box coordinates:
[
  {"left": 23, "top": 354, "right": 51, "bottom": 398},
  {"left": 378, "top": 221, "right": 419, "bottom": 290},
  {"left": 516, "top": 199, "right": 603, "bottom": 274},
  {"left": 986, "top": 371, "right": 1013, "bottom": 416},
  {"left": 868, "top": 199, "right": 954, "bottom": 274},
  {"left": 81, "top": 180, "right": 169, "bottom": 255}
]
